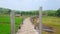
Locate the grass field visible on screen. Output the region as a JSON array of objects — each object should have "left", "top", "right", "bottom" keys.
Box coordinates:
[
  {"left": 42, "top": 16, "right": 60, "bottom": 34},
  {"left": 0, "top": 15, "right": 60, "bottom": 34},
  {"left": 0, "top": 15, "right": 23, "bottom": 34}
]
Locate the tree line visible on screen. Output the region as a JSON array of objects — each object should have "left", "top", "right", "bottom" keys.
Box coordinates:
[{"left": 0, "top": 8, "right": 60, "bottom": 17}]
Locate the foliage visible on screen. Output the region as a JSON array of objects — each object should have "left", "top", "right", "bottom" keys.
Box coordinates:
[
  {"left": 0, "top": 7, "right": 60, "bottom": 17},
  {"left": 0, "top": 15, "right": 23, "bottom": 34},
  {"left": 0, "top": 16, "right": 60, "bottom": 34},
  {"left": 43, "top": 10, "right": 57, "bottom": 16},
  {"left": 56, "top": 8, "right": 60, "bottom": 17}
]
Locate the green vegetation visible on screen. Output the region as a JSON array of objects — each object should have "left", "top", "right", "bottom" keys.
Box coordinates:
[
  {"left": 0, "top": 15, "right": 60, "bottom": 34},
  {"left": 56, "top": 8, "right": 60, "bottom": 17},
  {"left": 0, "top": 23, "right": 10, "bottom": 34},
  {"left": 0, "top": 8, "right": 60, "bottom": 34},
  {"left": 0, "top": 8, "right": 60, "bottom": 17},
  {"left": 0, "top": 15, "right": 23, "bottom": 34},
  {"left": 42, "top": 16, "right": 60, "bottom": 34}
]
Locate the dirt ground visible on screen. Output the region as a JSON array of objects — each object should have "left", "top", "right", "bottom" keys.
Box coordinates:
[{"left": 16, "top": 17, "right": 38, "bottom": 34}]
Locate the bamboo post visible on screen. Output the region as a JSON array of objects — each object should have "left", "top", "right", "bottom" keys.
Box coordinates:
[
  {"left": 10, "top": 11, "right": 15, "bottom": 34},
  {"left": 39, "top": 7, "right": 42, "bottom": 34}
]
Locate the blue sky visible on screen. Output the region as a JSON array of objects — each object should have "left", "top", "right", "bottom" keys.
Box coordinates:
[{"left": 0, "top": 0, "right": 60, "bottom": 11}]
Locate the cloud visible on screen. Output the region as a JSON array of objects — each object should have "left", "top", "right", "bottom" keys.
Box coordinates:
[
  {"left": 0, "top": 0, "right": 48, "bottom": 10},
  {"left": 0, "top": 0, "right": 59, "bottom": 10}
]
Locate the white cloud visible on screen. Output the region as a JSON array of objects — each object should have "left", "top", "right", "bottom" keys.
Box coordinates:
[
  {"left": 1, "top": 0, "right": 60, "bottom": 11},
  {"left": 0, "top": 0, "right": 47, "bottom": 10}
]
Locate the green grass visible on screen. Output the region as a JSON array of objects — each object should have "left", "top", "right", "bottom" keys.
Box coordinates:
[
  {"left": 42, "top": 16, "right": 60, "bottom": 34},
  {"left": 0, "top": 15, "right": 60, "bottom": 34},
  {"left": 0, "top": 23, "right": 10, "bottom": 34},
  {"left": 0, "top": 15, "right": 23, "bottom": 34},
  {"left": 0, "top": 15, "right": 10, "bottom": 24}
]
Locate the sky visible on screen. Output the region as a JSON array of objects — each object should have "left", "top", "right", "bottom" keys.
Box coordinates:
[{"left": 0, "top": 0, "right": 60, "bottom": 11}]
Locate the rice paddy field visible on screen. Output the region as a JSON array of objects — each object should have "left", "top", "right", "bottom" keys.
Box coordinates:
[
  {"left": 0, "top": 15, "right": 60, "bottom": 34},
  {"left": 0, "top": 15, "right": 23, "bottom": 34},
  {"left": 42, "top": 16, "right": 60, "bottom": 34}
]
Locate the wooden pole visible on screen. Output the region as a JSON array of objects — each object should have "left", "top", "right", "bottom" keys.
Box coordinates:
[
  {"left": 10, "top": 11, "right": 15, "bottom": 34},
  {"left": 39, "top": 7, "right": 42, "bottom": 34}
]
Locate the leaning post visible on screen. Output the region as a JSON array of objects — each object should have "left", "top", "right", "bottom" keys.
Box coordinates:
[
  {"left": 39, "top": 7, "right": 42, "bottom": 34},
  {"left": 10, "top": 11, "right": 15, "bottom": 34}
]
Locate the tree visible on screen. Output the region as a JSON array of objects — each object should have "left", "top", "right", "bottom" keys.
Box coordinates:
[
  {"left": 43, "top": 10, "right": 57, "bottom": 16},
  {"left": 56, "top": 8, "right": 60, "bottom": 17}
]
